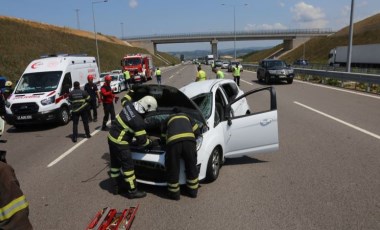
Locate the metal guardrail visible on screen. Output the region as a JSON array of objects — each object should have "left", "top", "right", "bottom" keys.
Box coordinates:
[{"left": 242, "top": 64, "right": 380, "bottom": 93}]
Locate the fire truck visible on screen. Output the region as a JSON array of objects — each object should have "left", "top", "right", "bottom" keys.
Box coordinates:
[{"left": 121, "top": 54, "right": 153, "bottom": 83}]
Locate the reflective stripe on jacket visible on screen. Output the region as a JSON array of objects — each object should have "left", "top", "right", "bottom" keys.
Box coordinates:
[
  {"left": 162, "top": 113, "right": 200, "bottom": 145},
  {"left": 108, "top": 100, "right": 150, "bottom": 147},
  {"left": 69, "top": 88, "right": 90, "bottom": 113}
]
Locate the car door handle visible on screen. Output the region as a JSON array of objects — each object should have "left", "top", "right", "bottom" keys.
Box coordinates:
[{"left": 260, "top": 118, "right": 273, "bottom": 126}]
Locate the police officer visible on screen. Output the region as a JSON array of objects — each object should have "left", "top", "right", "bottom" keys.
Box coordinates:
[
  {"left": 161, "top": 112, "right": 201, "bottom": 200},
  {"left": 214, "top": 67, "right": 225, "bottom": 79},
  {"left": 84, "top": 75, "right": 101, "bottom": 122},
  {"left": 195, "top": 66, "right": 206, "bottom": 82},
  {"left": 0, "top": 152, "right": 33, "bottom": 229},
  {"left": 108, "top": 95, "right": 158, "bottom": 199},
  {"left": 233, "top": 63, "right": 241, "bottom": 86},
  {"left": 69, "top": 81, "right": 91, "bottom": 142},
  {"left": 123, "top": 69, "right": 131, "bottom": 89},
  {"left": 155, "top": 67, "right": 162, "bottom": 85},
  {"left": 100, "top": 75, "right": 116, "bottom": 131}
]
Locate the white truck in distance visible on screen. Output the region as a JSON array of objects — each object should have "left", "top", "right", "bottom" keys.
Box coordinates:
[{"left": 328, "top": 44, "right": 380, "bottom": 68}]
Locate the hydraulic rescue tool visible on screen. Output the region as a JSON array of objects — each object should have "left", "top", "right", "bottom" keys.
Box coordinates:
[{"left": 86, "top": 205, "right": 139, "bottom": 230}]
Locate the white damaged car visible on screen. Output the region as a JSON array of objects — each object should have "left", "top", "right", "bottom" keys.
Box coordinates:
[{"left": 130, "top": 79, "right": 279, "bottom": 185}]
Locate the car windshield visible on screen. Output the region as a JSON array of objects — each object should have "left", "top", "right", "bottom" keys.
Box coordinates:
[
  {"left": 111, "top": 75, "right": 119, "bottom": 81},
  {"left": 123, "top": 58, "right": 141, "bottom": 66},
  {"left": 267, "top": 61, "right": 287, "bottom": 68},
  {"left": 191, "top": 93, "right": 213, "bottom": 120},
  {"left": 14, "top": 71, "right": 62, "bottom": 94}
]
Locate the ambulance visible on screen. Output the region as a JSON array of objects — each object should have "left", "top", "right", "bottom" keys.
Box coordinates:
[{"left": 5, "top": 54, "right": 99, "bottom": 127}]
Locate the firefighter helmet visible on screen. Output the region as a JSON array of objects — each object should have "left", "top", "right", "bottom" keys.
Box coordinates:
[
  {"left": 105, "top": 75, "right": 112, "bottom": 82},
  {"left": 134, "top": 96, "right": 157, "bottom": 113},
  {"left": 5, "top": 81, "right": 12, "bottom": 87},
  {"left": 87, "top": 74, "right": 94, "bottom": 81}
]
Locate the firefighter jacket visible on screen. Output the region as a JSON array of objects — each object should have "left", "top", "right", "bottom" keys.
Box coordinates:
[
  {"left": 0, "top": 162, "right": 33, "bottom": 230},
  {"left": 121, "top": 90, "right": 134, "bottom": 107},
  {"left": 108, "top": 100, "right": 151, "bottom": 147},
  {"left": 68, "top": 88, "right": 90, "bottom": 113},
  {"left": 101, "top": 84, "right": 115, "bottom": 104},
  {"left": 162, "top": 113, "right": 201, "bottom": 145}
]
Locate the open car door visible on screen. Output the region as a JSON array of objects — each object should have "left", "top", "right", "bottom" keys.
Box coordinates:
[{"left": 224, "top": 86, "right": 279, "bottom": 158}]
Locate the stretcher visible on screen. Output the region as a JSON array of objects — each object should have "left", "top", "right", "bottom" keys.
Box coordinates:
[{"left": 86, "top": 205, "right": 139, "bottom": 230}]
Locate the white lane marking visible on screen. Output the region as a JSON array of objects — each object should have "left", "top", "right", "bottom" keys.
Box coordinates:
[
  {"left": 295, "top": 80, "right": 380, "bottom": 100},
  {"left": 169, "top": 75, "right": 174, "bottom": 79},
  {"left": 294, "top": 101, "right": 380, "bottom": 140},
  {"left": 47, "top": 122, "right": 109, "bottom": 168},
  {"left": 241, "top": 79, "right": 253, "bottom": 85}
]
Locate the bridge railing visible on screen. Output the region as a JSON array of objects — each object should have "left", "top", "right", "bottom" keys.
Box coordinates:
[
  {"left": 125, "top": 28, "right": 334, "bottom": 40},
  {"left": 242, "top": 64, "right": 380, "bottom": 94}
]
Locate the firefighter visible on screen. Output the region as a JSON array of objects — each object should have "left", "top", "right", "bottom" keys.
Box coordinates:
[
  {"left": 155, "top": 67, "right": 162, "bottom": 85},
  {"left": 69, "top": 81, "right": 91, "bottom": 142},
  {"left": 232, "top": 63, "right": 241, "bottom": 86},
  {"left": 100, "top": 75, "right": 116, "bottom": 131},
  {"left": 161, "top": 112, "right": 201, "bottom": 200},
  {"left": 84, "top": 75, "right": 101, "bottom": 122},
  {"left": 3, "top": 81, "right": 13, "bottom": 100},
  {"left": 195, "top": 66, "right": 206, "bottom": 82},
  {"left": 108, "top": 95, "right": 158, "bottom": 199},
  {"left": 0, "top": 152, "right": 33, "bottom": 229}
]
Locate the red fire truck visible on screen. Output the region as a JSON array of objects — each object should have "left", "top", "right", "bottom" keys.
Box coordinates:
[{"left": 121, "top": 54, "right": 153, "bottom": 83}]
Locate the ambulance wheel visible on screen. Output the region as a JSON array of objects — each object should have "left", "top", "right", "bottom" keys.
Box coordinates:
[
  {"left": 206, "top": 147, "right": 222, "bottom": 182},
  {"left": 58, "top": 107, "right": 70, "bottom": 125}
]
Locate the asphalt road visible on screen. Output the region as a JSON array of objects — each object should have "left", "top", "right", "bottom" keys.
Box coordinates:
[{"left": 3, "top": 63, "right": 380, "bottom": 230}]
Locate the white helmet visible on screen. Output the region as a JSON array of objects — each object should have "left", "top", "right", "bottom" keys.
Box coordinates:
[{"left": 134, "top": 96, "right": 157, "bottom": 113}]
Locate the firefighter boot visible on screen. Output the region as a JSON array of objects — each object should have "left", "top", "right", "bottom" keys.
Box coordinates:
[
  {"left": 183, "top": 187, "right": 198, "bottom": 198},
  {"left": 125, "top": 189, "right": 147, "bottom": 199},
  {"left": 167, "top": 191, "right": 180, "bottom": 201}
]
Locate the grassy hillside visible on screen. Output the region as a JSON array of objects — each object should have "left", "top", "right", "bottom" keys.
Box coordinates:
[
  {"left": 0, "top": 16, "right": 180, "bottom": 83},
  {"left": 242, "top": 13, "right": 380, "bottom": 64},
  {"left": 241, "top": 44, "right": 284, "bottom": 63}
]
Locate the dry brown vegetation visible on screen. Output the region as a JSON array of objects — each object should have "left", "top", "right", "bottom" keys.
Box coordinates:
[{"left": 0, "top": 16, "right": 179, "bottom": 82}]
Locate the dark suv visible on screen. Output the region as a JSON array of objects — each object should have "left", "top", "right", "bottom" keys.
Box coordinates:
[{"left": 257, "top": 59, "right": 294, "bottom": 84}]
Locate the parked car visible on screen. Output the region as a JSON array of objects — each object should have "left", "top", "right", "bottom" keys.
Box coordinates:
[
  {"left": 130, "top": 80, "right": 279, "bottom": 185},
  {"left": 257, "top": 59, "right": 294, "bottom": 84},
  {"left": 109, "top": 73, "right": 126, "bottom": 93},
  {"left": 227, "top": 61, "right": 243, "bottom": 72}
]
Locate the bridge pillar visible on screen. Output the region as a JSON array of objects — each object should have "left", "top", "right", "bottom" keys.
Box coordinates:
[
  {"left": 283, "top": 37, "right": 311, "bottom": 51},
  {"left": 211, "top": 39, "right": 218, "bottom": 60}
]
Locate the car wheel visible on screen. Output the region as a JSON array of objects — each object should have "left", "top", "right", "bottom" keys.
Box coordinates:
[
  {"left": 58, "top": 107, "right": 70, "bottom": 125},
  {"left": 265, "top": 74, "right": 270, "bottom": 85},
  {"left": 287, "top": 78, "right": 293, "bottom": 84},
  {"left": 206, "top": 147, "right": 222, "bottom": 182}
]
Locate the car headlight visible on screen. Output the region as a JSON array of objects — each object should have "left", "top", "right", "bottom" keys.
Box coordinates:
[
  {"left": 196, "top": 135, "right": 203, "bottom": 151},
  {"left": 5, "top": 100, "right": 11, "bottom": 108},
  {"left": 41, "top": 96, "right": 55, "bottom": 105}
]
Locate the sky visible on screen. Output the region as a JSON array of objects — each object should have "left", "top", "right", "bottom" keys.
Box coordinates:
[{"left": 1, "top": 0, "right": 380, "bottom": 52}]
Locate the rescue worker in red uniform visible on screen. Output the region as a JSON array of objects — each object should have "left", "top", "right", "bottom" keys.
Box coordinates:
[
  {"left": 68, "top": 81, "right": 91, "bottom": 143},
  {"left": 101, "top": 75, "right": 116, "bottom": 131},
  {"left": 161, "top": 112, "right": 201, "bottom": 200},
  {"left": 0, "top": 152, "right": 33, "bottom": 230},
  {"left": 84, "top": 75, "right": 101, "bottom": 122},
  {"left": 108, "top": 95, "right": 158, "bottom": 199}
]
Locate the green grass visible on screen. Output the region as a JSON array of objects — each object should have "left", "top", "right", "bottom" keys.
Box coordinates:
[{"left": 0, "top": 17, "right": 180, "bottom": 83}]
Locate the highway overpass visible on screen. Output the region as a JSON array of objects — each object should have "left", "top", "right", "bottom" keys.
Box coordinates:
[{"left": 124, "top": 28, "right": 335, "bottom": 57}]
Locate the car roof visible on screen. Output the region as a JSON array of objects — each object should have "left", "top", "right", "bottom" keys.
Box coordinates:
[{"left": 180, "top": 79, "right": 236, "bottom": 99}]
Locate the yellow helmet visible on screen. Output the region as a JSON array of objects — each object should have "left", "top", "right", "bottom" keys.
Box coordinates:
[{"left": 5, "top": 81, "right": 12, "bottom": 87}]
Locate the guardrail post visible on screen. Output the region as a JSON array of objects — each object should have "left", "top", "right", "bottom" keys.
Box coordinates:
[{"left": 367, "top": 84, "right": 371, "bottom": 93}]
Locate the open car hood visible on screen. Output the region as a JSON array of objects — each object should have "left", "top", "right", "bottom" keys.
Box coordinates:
[{"left": 131, "top": 84, "right": 207, "bottom": 126}]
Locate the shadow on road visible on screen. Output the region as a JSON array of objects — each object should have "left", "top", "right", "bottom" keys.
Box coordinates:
[
  {"left": 224, "top": 156, "right": 267, "bottom": 165},
  {"left": 6, "top": 123, "right": 58, "bottom": 133}
]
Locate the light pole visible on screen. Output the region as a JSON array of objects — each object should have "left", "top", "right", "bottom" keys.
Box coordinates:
[
  {"left": 75, "top": 9, "right": 80, "bottom": 29},
  {"left": 92, "top": 0, "right": 108, "bottom": 73},
  {"left": 120, "top": 22, "right": 124, "bottom": 39},
  {"left": 346, "top": 0, "right": 355, "bottom": 72},
  {"left": 222, "top": 3, "right": 248, "bottom": 61}
]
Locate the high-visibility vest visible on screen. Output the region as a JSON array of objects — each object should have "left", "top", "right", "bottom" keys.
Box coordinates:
[
  {"left": 233, "top": 66, "right": 241, "bottom": 77},
  {"left": 155, "top": 69, "right": 161, "bottom": 76},
  {"left": 123, "top": 71, "right": 130, "bottom": 80},
  {"left": 216, "top": 70, "right": 224, "bottom": 79},
  {"left": 197, "top": 70, "right": 207, "bottom": 81}
]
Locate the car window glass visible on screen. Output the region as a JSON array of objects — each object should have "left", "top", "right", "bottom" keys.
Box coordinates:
[
  {"left": 231, "top": 89, "right": 271, "bottom": 119},
  {"left": 221, "top": 83, "right": 238, "bottom": 102},
  {"left": 214, "top": 89, "right": 226, "bottom": 126},
  {"left": 191, "top": 93, "right": 212, "bottom": 120},
  {"left": 15, "top": 71, "right": 63, "bottom": 94}
]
